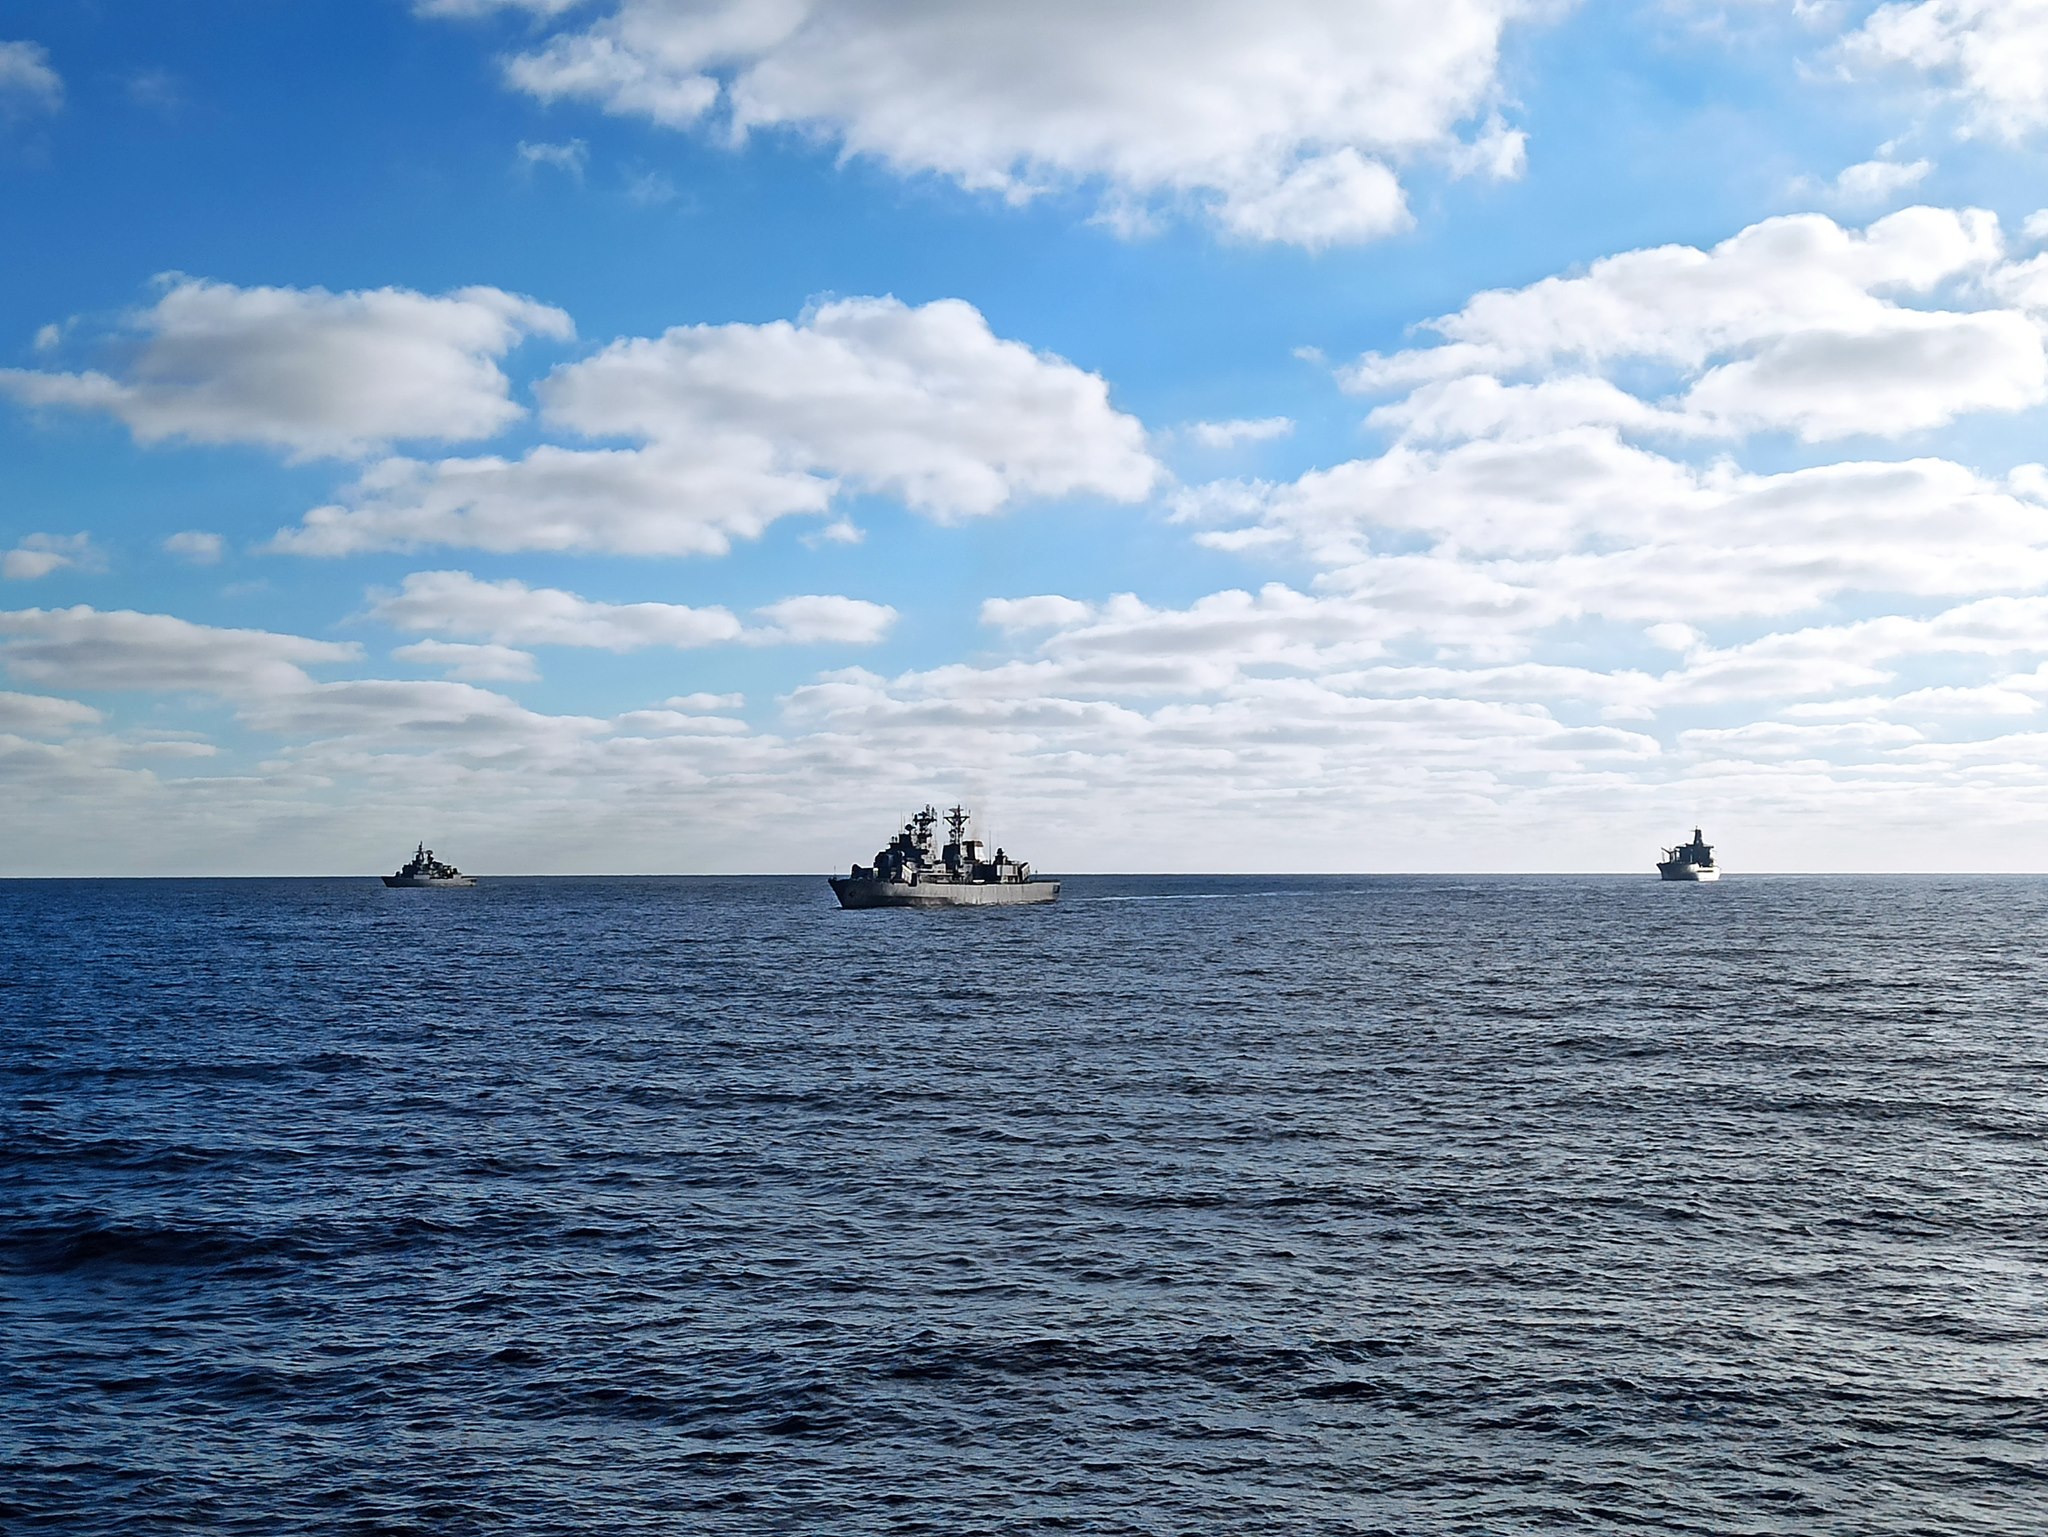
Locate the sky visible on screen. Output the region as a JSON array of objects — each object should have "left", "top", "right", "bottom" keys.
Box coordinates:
[{"left": 8, "top": 1, "right": 2048, "bottom": 875}]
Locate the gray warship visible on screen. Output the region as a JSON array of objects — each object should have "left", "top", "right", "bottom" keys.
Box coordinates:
[
  {"left": 383, "top": 842, "right": 476, "bottom": 888},
  {"left": 1657, "top": 828, "right": 1719, "bottom": 882},
  {"left": 830, "top": 805, "right": 1058, "bottom": 908}
]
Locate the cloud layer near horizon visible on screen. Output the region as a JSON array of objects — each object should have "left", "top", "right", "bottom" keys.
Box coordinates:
[{"left": 16, "top": 155, "right": 2048, "bottom": 870}]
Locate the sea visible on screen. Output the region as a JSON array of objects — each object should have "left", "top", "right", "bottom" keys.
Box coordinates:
[{"left": 3, "top": 874, "right": 2043, "bottom": 1534}]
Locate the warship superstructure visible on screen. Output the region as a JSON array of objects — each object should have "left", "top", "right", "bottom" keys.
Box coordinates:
[
  {"left": 383, "top": 842, "right": 476, "bottom": 888},
  {"left": 830, "top": 806, "right": 1058, "bottom": 908},
  {"left": 1657, "top": 828, "right": 1719, "bottom": 882}
]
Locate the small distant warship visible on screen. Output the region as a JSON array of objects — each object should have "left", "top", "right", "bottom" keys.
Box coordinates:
[
  {"left": 383, "top": 842, "right": 476, "bottom": 888},
  {"left": 1657, "top": 828, "right": 1719, "bottom": 882},
  {"left": 830, "top": 805, "right": 1058, "bottom": 909}
]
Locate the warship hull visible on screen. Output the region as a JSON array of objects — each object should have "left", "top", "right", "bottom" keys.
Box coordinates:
[
  {"left": 830, "top": 876, "right": 1059, "bottom": 909},
  {"left": 382, "top": 874, "right": 476, "bottom": 888}
]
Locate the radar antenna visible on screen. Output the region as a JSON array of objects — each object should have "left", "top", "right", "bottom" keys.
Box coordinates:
[{"left": 945, "top": 805, "right": 969, "bottom": 843}]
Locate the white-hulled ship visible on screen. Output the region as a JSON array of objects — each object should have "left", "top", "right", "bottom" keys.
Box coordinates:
[
  {"left": 383, "top": 842, "right": 476, "bottom": 888},
  {"left": 1657, "top": 828, "right": 1719, "bottom": 882},
  {"left": 830, "top": 805, "right": 1058, "bottom": 909}
]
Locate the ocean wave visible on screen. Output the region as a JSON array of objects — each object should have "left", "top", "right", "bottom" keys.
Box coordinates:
[{"left": 5, "top": 873, "right": 2045, "bottom": 1533}]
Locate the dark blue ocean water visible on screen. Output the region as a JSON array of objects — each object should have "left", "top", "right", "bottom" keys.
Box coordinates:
[{"left": 3, "top": 874, "right": 2044, "bottom": 1534}]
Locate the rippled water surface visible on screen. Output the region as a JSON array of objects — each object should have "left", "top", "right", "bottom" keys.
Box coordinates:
[{"left": 4, "top": 874, "right": 2045, "bottom": 1534}]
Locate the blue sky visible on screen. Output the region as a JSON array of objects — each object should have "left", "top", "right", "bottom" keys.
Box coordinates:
[{"left": 8, "top": 0, "right": 2048, "bottom": 874}]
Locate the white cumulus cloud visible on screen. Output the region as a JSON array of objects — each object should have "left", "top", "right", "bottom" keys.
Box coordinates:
[
  {"left": 372, "top": 571, "right": 744, "bottom": 650},
  {"left": 0, "top": 607, "right": 361, "bottom": 694},
  {"left": 4, "top": 533, "right": 96, "bottom": 581},
  {"left": 392, "top": 639, "right": 542, "bottom": 682},
  {"left": 1212, "top": 149, "right": 1411, "bottom": 248},
  {"left": 537, "top": 297, "right": 1159, "bottom": 517},
  {"left": 429, "top": 0, "right": 1540, "bottom": 246},
  {"left": 162, "top": 531, "right": 225, "bottom": 565},
  {"left": 369, "top": 570, "right": 896, "bottom": 650},
  {"left": 748, "top": 594, "right": 898, "bottom": 646},
  {"left": 277, "top": 443, "right": 835, "bottom": 559},
  {"left": 0, "top": 277, "right": 572, "bottom": 459},
  {"left": 273, "top": 296, "right": 1158, "bottom": 556},
  {"left": 1342, "top": 207, "right": 2042, "bottom": 442},
  {"left": 0, "top": 689, "right": 100, "bottom": 734},
  {"left": 1189, "top": 417, "right": 1296, "bottom": 449},
  {"left": 1843, "top": 1, "right": 2048, "bottom": 138},
  {"left": 517, "top": 138, "right": 589, "bottom": 177},
  {"left": 1802, "top": 155, "right": 1934, "bottom": 208},
  {"left": 0, "top": 40, "right": 62, "bottom": 116}
]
